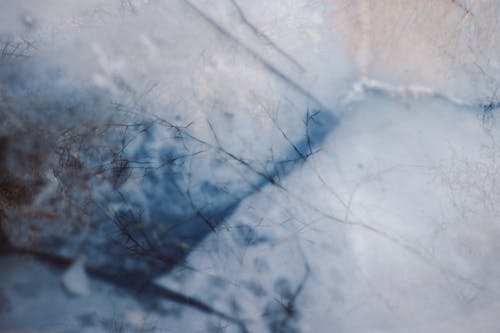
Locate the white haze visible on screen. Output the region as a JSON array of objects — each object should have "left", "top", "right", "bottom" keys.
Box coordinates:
[{"left": 0, "top": 1, "right": 499, "bottom": 332}]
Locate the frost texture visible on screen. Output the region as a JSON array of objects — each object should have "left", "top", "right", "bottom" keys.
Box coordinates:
[{"left": 1, "top": 1, "right": 500, "bottom": 333}]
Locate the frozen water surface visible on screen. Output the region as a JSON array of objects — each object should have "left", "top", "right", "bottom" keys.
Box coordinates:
[{"left": 0, "top": 1, "right": 500, "bottom": 332}]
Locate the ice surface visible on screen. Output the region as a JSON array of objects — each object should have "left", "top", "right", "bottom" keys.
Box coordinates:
[{"left": 1, "top": 1, "right": 500, "bottom": 332}]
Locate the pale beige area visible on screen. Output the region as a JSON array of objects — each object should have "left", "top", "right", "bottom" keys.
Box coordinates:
[{"left": 327, "top": 0, "right": 500, "bottom": 99}]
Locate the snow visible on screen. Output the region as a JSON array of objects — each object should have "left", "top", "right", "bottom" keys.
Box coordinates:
[
  {"left": 61, "top": 256, "right": 90, "bottom": 297},
  {"left": 1, "top": 0, "right": 500, "bottom": 332}
]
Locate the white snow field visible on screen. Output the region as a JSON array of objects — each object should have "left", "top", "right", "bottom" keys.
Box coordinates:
[{"left": 1, "top": 1, "right": 500, "bottom": 332}]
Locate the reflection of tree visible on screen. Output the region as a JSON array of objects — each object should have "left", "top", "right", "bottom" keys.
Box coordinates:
[
  {"left": 0, "top": 36, "right": 337, "bottom": 329},
  {"left": 2, "top": 1, "right": 500, "bottom": 331}
]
